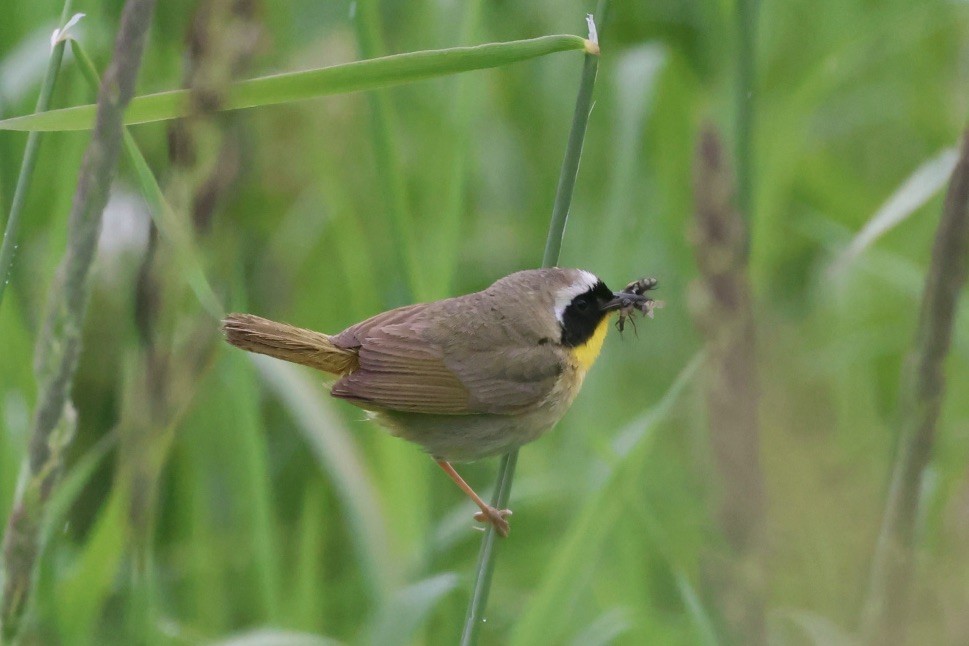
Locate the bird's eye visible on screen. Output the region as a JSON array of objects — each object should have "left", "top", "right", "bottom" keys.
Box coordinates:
[{"left": 574, "top": 299, "right": 590, "bottom": 313}]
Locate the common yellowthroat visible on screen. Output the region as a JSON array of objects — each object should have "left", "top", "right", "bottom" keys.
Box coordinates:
[{"left": 222, "top": 268, "right": 658, "bottom": 536}]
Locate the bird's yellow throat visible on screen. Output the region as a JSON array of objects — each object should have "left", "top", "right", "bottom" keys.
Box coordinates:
[{"left": 571, "top": 313, "right": 612, "bottom": 373}]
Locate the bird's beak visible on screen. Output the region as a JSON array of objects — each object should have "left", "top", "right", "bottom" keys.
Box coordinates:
[{"left": 601, "top": 291, "right": 651, "bottom": 312}]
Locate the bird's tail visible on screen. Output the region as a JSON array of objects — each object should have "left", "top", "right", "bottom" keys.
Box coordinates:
[{"left": 222, "top": 313, "right": 357, "bottom": 375}]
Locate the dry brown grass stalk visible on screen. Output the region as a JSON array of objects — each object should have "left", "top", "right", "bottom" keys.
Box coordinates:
[
  {"left": 861, "top": 129, "right": 969, "bottom": 645},
  {"left": 0, "top": 0, "right": 157, "bottom": 639},
  {"left": 691, "top": 125, "right": 766, "bottom": 644}
]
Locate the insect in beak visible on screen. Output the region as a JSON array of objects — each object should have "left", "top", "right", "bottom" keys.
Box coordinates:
[
  {"left": 601, "top": 291, "right": 650, "bottom": 312},
  {"left": 602, "top": 278, "right": 664, "bottom": 334}
]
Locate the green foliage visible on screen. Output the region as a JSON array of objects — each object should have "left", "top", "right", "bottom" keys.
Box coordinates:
[
  {"left": 0, "top": 35, "right": 590, "bottom": 132},
  {"left": 1, "top": 0, "right": 968, "bottom": 644}
]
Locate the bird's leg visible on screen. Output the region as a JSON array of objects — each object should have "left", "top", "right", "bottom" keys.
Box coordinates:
[{"left": 436, "top": 460, "right": 512, "bottom": 537}]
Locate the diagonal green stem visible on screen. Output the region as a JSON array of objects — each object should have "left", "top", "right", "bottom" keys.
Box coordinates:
[
  {"left": 460, "top": 8, "right": 605, "bottom": 645},
  {"left": 0, "top": 0, "right": 74, "bottom": 311},
  {"left": 70, "top": 39, "right": 224, "bottom": 320}
]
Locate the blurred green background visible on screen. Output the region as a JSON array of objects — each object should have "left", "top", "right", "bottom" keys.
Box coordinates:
[{"left": 2, "top": 0, "right": 969, "bottom": 643}]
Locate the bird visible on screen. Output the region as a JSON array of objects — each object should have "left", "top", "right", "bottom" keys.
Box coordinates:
[{"left": 222, "top": 268, "right": 657, "bottom": 536}]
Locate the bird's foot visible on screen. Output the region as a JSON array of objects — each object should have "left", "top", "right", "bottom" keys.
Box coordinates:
[{"left": 472, "top": 506, "right": 512, "bottom": 537}]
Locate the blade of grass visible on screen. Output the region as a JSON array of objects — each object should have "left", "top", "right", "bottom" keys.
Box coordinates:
[
  {"left": 430, "top": 1, "right": 483, "bottom": 296},
  {"left": 175, "top": 410, "right": 229, "bottom": 633},
  {"left": 353, "top": 0, "right": 430, "bottom": 560},
  {"left": 594, "top": 44, "right": 666, "bottom": 280},
  {"left": 461, "top": 11, "right": 603, "bottom": 646},
  {"left": 221, "top": 353, "right": 282, "bottom": 621},
  {"left": 0, "top": 34, "right": 594, "bottom": 132},
  {"left": 860, "top": 130, "right": 969, "bottom": 645},
  {"left": 828, "top": 147, "right": 959, "bottom": 276},
  {"left": 39, "top": 432, "right": 117, "bottom": 544},
  {"left": 0, "top": 0, "right": 74, "bottom": 311},
  {"left": 674, "top": 571, "right": 721, "bottom": 646},
  {"left": 460, "top": 449, "right": 517, "bottom": 645},
  {"left": 692, "top": 125, "right": 766, "bottom": 642},
  {"left": 782, "top": 610, "right": 858, "bottom": 646},
  {"left": 251, "top": 356, "right": 399, "bottom": 605},
  {"left": 70, "top": 38, "right": 224, "bottom": 320},
  {"left": 354, "top": 0, "right": 421, "bottom": 301},
  {"left": 207, "top": 628, "right": 341, "bottom": 646},
  {"left": 0, "top": 22, "right": 63, "bottom": 108},
  {"left": 53, "top": 485, "right": 128, "bottom": 643},
  {"left": 510, "top": 487, "right": 625, "bottom": 645},
  {"left": 567, "top": 608, "right": 634, "bottom": 646},
  {"left": 540, "top": 25, "right": 601, "bottom": 267},
  {"left": 735, "top": 0, "right": 758, "bottom": 237},
  {"left": 365, "top": 572, "right": 460, "bottom": 645},
  {"left": 290, "top": 483, "right": 327, "bottom": 631},
  {"left": 622, "top": 458, "right": 721, "bottom": 646},
  {"left": 0, "top": 405, "right": 75, "bottom": 641},
  {"left": 69, "top": 49, "right": 228, "bottom": 634},
  {"left": 27, "top": 432, "right": 116, "bottom": 638},
  {"left": 0, "top": 1, "right": 156, "bottom": 639},
  {"left": 509, "top": 354, "right": 701, "bottom": 645}
]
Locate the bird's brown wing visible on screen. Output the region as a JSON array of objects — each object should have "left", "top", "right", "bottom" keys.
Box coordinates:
[
  {"left": 331, "top": 323, "right": 473, "bottom": 414},
  {"left": 446, "top": 345, "right": 562, "bottom": 414},
  {"left": 330, "top": 315, "right": 562, "bottom": 416}
]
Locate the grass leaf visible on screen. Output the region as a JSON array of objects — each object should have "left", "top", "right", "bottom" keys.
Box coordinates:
[
  {"left": 830, "top": 147, "right": 959, "bottom": 275},
  {"left": 365, "top": 572, "right": 460, "bottom": 645},
  {"left": 567, "top": 608, "right": 634, "bottom": 646},
  {"left": 70, "top": 39, "right": 224, "bottom": 319},
  {"left": 53, "top": 489, "right": 128, "bottom": 642},
  {"left": 207, "top": 628, "right": 341, "bottom": 646},
  {"left": 250, "top": 356, "right": 399, "bottom": 604},
  {"left": 0, "top": 0, "right": 73, "bottom": 310},
  {"left": 0, "top": 35, "right": 590, "bottom": 132},
  {"left": 509, "top": 355, "right": 701, "bottom": 645}
]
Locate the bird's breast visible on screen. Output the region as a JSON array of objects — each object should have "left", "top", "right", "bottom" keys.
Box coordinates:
[{"left": 569, "top": 313, "right": 613, "bottom": 375}]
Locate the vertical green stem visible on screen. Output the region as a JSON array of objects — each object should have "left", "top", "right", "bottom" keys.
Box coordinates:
[
  {"left": 70, "top": 40, "right": 224, "bottom": 320},
  {"left": 735, "top": 0, "right": 758, "bottom": 247},
  {"left": 0, "top": 1, "right": 157, "bottom": 640},
  {"left": 459, "top": 450, "right": 517, "bottom": 645},
  {"left": 860, "top": 130, "right": 969, "bottom": 645},
  {"left": 354, "top": 0, "right": 428, "bottom": 302},
  {"left": 432, "top": 0, "right": 482, "bottom": 296},
  {"left": 0, "top": 0, "right": 74, "bottom": 311},
  {"left": 541, "top": 53, "right": 600, "bottom": 267},
  {"left": 460, "top": 8, "right": 604, "bottom": 644},
  {"left": 353, "top": 0, "right": 431, "bottom": 563}
]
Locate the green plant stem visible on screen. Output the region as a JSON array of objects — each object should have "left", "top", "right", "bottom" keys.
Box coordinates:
[
  {"left": 353, "top": 0, "right": 432, "bottom": 566},
  {"left": 860, "top": 129, "right": 969, "bottom": 645},
  {"left": 460, "top": 450, "right": 517, "bottom": 645},
  {"left": 354, "top": 0, "right": 425, "bottom": 302},
  {"left": 735, "top": 0, "right": 758, "bottom": 247},
  {"left": 541, "top": 54, "right": 600, "bottom": 266},
  {"left": 70, "top": 39, "right": 223, "bottom": 319},
  {"left": 461, "top": 9, "right": 603, "bottom": 645},
  {"left": 0, "top": 0, "right": 74, "bottom": 311},
  {"left": 73, "top": 32, "right": 231, "bottom": 641},
  {"left": 433, "top": 1, "right": 482, "bottom": 296},
  {"left": 0, "top": 0, "right": 156, "bottom": 640}
]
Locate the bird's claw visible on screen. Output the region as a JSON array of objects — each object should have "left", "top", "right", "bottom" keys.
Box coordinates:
[{"left": 473, "top": 507, "right": 512, "bottom": 537}]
